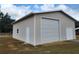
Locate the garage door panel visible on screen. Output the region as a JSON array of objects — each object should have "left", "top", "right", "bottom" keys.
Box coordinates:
[{"left": 41, "top": 19, "right": 59, "bottom": 43}]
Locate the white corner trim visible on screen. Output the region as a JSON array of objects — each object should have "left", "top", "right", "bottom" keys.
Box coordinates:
[{"left": 34, "top": 15, "right": 36, "bottom": 46}]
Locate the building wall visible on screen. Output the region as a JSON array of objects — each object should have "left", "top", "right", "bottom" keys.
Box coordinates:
[
  {"left": 13, "top": 12, "right": 76, "bottom": 46},
  {"left": 35, "top": 12, "right": 76, "bottom": 45},
  {"left": 13, "top": 16, "right": 35, "bottom": 45}
]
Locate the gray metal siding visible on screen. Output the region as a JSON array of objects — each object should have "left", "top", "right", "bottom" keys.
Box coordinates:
[{"left": 13, "top": 16, "right": 35, "bottom": 45}]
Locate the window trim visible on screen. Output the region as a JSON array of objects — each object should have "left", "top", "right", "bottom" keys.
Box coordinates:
[{"left": 17, "top": 29, "right": 19, "bottom": 34}]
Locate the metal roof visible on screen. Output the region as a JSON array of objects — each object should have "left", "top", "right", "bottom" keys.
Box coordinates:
[{"left": 13, "top": 10, "right": 77, "bottom": 24}]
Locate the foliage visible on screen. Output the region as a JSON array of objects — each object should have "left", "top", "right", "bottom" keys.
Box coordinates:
[
  {"left": 0, "top": 12, "right": 15, "bottom": 33},
  {"left": 75, "top": 21, "right": 79, "bottom": 28}
]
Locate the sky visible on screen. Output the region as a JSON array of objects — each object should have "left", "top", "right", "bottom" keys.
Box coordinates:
[{"left": 0, "top": 4, "right": 79, "bottom": 21}]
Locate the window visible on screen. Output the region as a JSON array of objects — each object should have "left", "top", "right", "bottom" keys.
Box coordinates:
[{"left": 17, "top": 29, "right": 19, "bottom": 33}]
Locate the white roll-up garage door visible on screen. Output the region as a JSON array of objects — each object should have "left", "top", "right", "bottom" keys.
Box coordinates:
[{"left": 41, "top": 18, "right": 60, "bottom": 44}]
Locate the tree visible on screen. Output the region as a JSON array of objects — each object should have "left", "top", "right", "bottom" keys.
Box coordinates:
[
  {"left": 0, "top": 12, "right": 15, "bottom": 33},
  {"left": 0, "top": 12, "right": 4, "bottom": 33},
  {"left": 75, "top": 21, "right": 79, "bottom": 28}
]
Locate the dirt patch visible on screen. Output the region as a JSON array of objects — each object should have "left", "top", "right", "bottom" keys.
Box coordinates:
[{"left": 0, "top": 35, "right": 79, "bottom": 54}]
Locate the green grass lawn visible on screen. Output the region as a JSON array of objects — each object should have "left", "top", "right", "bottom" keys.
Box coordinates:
[{"left": 0, "top": 35, "right": 79, "bottom": 54}]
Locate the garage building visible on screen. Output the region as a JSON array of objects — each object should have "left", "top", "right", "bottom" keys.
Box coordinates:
[{"left": 13, "top": 10, "right": 76, "bottom": 46}]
